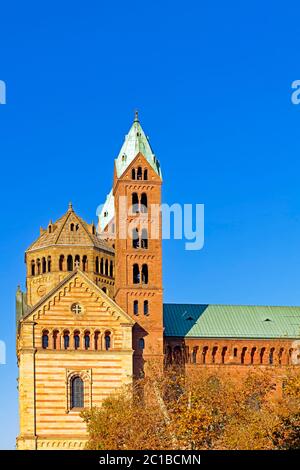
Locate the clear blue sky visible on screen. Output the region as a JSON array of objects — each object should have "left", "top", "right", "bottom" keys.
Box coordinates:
[{"left": 1, "top": 0, "right": 300, "bottom": 449}]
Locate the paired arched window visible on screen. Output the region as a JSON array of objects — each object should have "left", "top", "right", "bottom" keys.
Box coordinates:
[
  {"left": 144, "top": 300, "right": 149, "bottom": 315},
  {"left": 70, "top": 223, "right": 75, "bottom": 231},
  {"left": 71, "top": 376, "right": 84, "bottom": 409},
  {"left": 133, "top": 264, "right": 140, "bottom": 284},
  {"left": 132, "top": 228, "right": 148, "bottom": 249},
  {"left": 134, "top": 300, "right": 139, "bottom": 315},
  {"left": 42, "top": 330, "right": 49, "bottom": 349},
  {"left": 141, "top": 264, "right": 148, "bottom": 284}
]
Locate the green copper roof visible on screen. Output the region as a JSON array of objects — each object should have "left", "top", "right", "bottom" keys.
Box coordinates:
[
  {"left": 163, "top": 304, "right": 300, "bottom": 339},
  {"left": 115, "top": 112, "right": 162, "bottom": 179}
]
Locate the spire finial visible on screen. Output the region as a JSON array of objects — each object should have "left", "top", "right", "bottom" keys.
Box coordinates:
[
  {"left": 134, "top": 109, "right": 139, "bottom": 122},
  {"left": 68, "top": 201, "right": 73, "bottom": 211}
]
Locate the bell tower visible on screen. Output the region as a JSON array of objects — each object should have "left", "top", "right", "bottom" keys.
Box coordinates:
[{"left": 113, "top": 113, "right": 164, "bottom": 375}]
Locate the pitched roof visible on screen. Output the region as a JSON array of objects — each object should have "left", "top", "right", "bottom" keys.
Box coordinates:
[
  {"left": 115, "top": 112, "right": 162, "bottom": 179},
  {"left": 26, "top": 203, "right": 114, "bottom": 253},
  {"left": 163, "top": 303, "right": 300, "bottom": 339}
]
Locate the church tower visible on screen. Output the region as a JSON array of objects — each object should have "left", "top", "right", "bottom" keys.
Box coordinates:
[{"left": 112, "top": 112, "right": 164, "bottom": 375}]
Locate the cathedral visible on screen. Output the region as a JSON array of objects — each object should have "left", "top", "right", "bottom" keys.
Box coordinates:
[{"left": 16, "top": 113, "right": 300, "bottom": 450}]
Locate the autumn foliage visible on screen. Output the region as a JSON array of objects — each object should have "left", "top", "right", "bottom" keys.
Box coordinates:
[{"left": 82, "top": 365, "right": 300, "bottom": 450}]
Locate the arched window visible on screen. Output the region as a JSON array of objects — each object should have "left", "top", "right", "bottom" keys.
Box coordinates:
[
  {"left": 269, "top": 347, "right": 275, "bottom": 365},
  {"left": 133, "top": 264, "right": 140, "bottom": 284},
  {"left": 94, "top": 331, "right": 100, "bottom": 351},
  {"left": 233, "top": 347, "right": 238, "bottom": 358},
  {"left": 74, "top": 330, "right": 80, "bottom": 350},
  {"left": 37, "top": 258, "right": 41, "bottom": 275},
  {"left": 63, "top": 330, "right": 70, "bottom": 350},
  {"left": 141, "top": 264, "right": 148, "bottom": 284},
  {"left": 192, "top": 347, "right": 197, "bottom": 364},
  {"left": 42, "top": 330, "right": 49, "bottom": 349},
  {"left": 137, "top": 166, "right": 142, "bottom": 180},
  {"left": 132, "top": 228, "right": 139, "bottom": 248},
  {"left": 67, "top": 255, "right": 73, "bottom": 271},
  {"left": 76, "top": 224, "right": 79, "bottom": 231},
  {"left": 82, "top": 255, "right": 88, "bottom": 272},
  {"left": 84, "top": 331, "right": 90, "bottom": 350},
  {"left": 71, "top": 376, "right": 84, "bottom": 409},
  {"left": 100, "top": 258, "right": 104, "bottom": 275},
  {"left": 95, "top": 256, "right": 99, "bottom": 273},
  {"left": 53, "top": 330, "right": 59, "bottom": 350},
  {"left": 139, "top": 338, "right": 145, "bottom": 350},
  {"left": 202, "top": 346, "right": 208, "bottom": 364},
  {"left": 48, "top": 224, "right": 52, "bottom": 233},
  {"left": 132, "top": 193, "right": 139, "bottom": 214},
  {"left": 47, "top": 256, "right": 51, "bottom": 272},
  {"left": 144, "top": 169, "right": 148, "bottom": 180},
  {"left": 250, "top": 347, "right": 256, "bottom": 365},
  {"left": 141, "top": 228, "right": 148, "bottom": 249},
  {"left": 241, "top": 347, "right": 247, "bottom": 364},
  {"left": 59, "top": 255, "right": 64, "bottom": 271},
  {"left": 221, "top": 346, "right": 227, "bottom": 364},
  {"left": 212, "top": 346, "right": 218, "bottom": 364},
  {"left": 105, "top": 331, "right": 111, "bottom": 351},
  {"left": 105, "top": 259, "right": 109, "bottom": 276},
  {"left": 278, "top": 348, "right": 284, "bottom": 365},
  {"left": 70, "top": 223, "right": 74, "bottom": 231},
  {"left": 31, "top": 260, "right": 35, "bottom": 276},
  {"left": 134, "top": 300, "right": 139, "bottom": 315},
  {"left": 132, "top": 168, "right": 136, "bottom": 180},
  {"left": 42, "top": 257, "right": 47, "bottom": 274},
  {"left": 74, "top": 254, "right": 80, "bottom": 269},
  {"left": 140, "top": 193, "right": 147, "bottom": 213},
  {"left": 143, "top": 300, "right": 149, "bottom": 315},
  {"left": 110, "top": 260, "right": 113, "bottom": 277},
  {"left": 260, "top": 347, "right": 266, "bottom": 364}
]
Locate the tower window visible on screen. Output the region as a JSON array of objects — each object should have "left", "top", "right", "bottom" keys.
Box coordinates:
[
  {"left": 74, "top": 254, "right": 80, "bottom": 269},
  {"left": 105, "top": 331, "right": 111, "bottom": 351},
  {"left": 31, "top": 260, "right": 35, "bottom": 276},
  {"left": 37, "top": 258, "right": 41, "bottom": 275},
  {"left": 132, "top": 228, "right": 139, "bottom": 249},
  {"left": 71, "top": 376, "right": 84, "bottom": 409},
  {"left": 95, "top": 256, "right": 99, "bottom": 273},
  {"left": 59, "top": 255, "right": 64, "bottom": 271},
  {"left": 53, "top": 330, "right": 59, "bottom": 350},
  {"left": 134, "top": 300, "right": 139, "bottom": 315},
  {"left": 133, "top": 264, "right": 140, "bottom": 284},
  {"left": 47, "top": 256, "right": 51, "bottom": 272},
  {"left": 141, "top": 193, "right": 147, "bottom": 213},
  {"left": 137, "top": 167, "right": 142, "bottom": 180},
  {"left": 143, "top": 300, "right": 149, "bottom": 315},
  {"left": 132, "top": 193, "right": 139, "bottom": 214},
  {"left": 144, "top": 169, "right": 148, "bottom": 180},
  {"left": 141, "top": 228, "right": 148, "bottom": 249},
  {"left": 94, "top": 331, "right": 100, "bottom": 351},
  {"left": 110, "top": 260, "right": 113, "bottom": 277},
  {"left": 100, "top": 258, "right": 104, "bottom": 275},
  {"left": 42, "top": 330, "right": 49, "bottom": 349},
  {"left": 105, "top": 259, "right": 109, "bottom": 276},
  {"left": 70, "top": 223, "right": 74, "bottom": 231},
  {"left": 141, "top": 264, "right": 148, "bottom": 284},
  {"left": 42, "top": 257, "right": 47, "bottom": 273},
  {"left": 139, "top": 338, "right": 145, "bottom": 350},
  {"left": 132, "top": 168, "right": 136, "bottom": 180},
  {"left": 82, "top": 255, "right": 88, "bottom": 272},
  {"left": 67, "top": 255, "right": 73, "bottom": 271}
]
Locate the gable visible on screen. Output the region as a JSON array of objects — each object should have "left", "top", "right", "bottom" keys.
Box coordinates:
[
  {"left": 117, "top": 152, "right": 162, "bottom": 183},
  {"left": 22, "top": 270, "right": 134, "bottom": 328}
]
